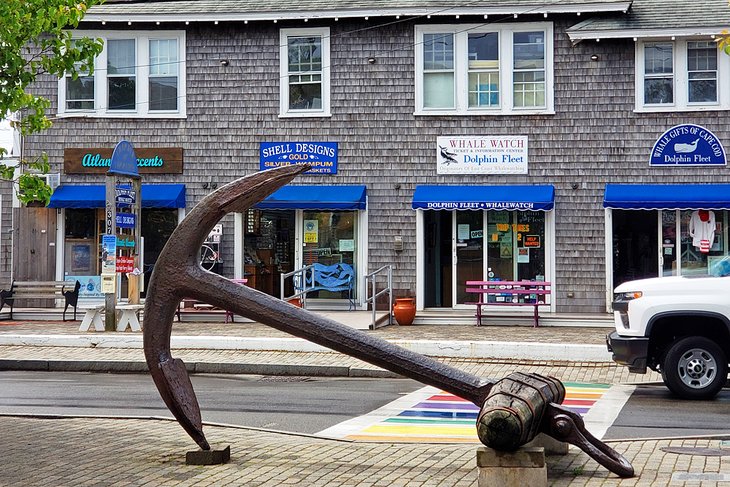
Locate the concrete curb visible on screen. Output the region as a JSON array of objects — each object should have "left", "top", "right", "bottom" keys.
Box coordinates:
[
  {"left": 0, "top": 334, "right": 613, "bottom": 362},
  {"left": 0, "top": 359, "right": 399, "bottom": 378}
]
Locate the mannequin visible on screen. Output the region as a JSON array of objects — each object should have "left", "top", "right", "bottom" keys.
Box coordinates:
[{"left": 689, "top": 210, "right": 716, "bottom": 253}]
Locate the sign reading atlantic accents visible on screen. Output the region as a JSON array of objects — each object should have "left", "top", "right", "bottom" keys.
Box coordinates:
[
  {"left": 650, "top": 124, "right": 726, "bottom": 166},
  {"left": 64, "top": 147, "right": 184, "bottom": 174},
  {"left": 260, "top": 142, "right": 338, "bottom": 174},
  {"left": 437, "top": 136, "right": 528, "bottom": 174}
]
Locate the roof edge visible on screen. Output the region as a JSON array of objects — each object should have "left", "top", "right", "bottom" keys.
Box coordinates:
[
  {"left": 568, "top": 26, "right": 728, "bottom": 41},
  {"left": 84, "top": 2, "right": 633, "bottom": 23}
]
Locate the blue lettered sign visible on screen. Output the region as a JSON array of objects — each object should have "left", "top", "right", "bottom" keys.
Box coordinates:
[
  {"left": 115, "top": 184, "right": 136, "bottom": 208},
  {"left": 116, "top": 213, "right": 136, "bottom": 229},
  {"left": 260, "top": 142, "right": 338, "bottom": 174},
  {"left": 650, "top": 124, "right": 726, "bottom": 166}
]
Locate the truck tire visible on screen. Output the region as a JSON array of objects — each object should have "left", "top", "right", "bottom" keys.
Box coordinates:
[{"left": 661, "top": 336, "right": 728, "bottom": 400}]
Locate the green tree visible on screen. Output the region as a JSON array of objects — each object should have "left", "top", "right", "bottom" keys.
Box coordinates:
[{"left": 0, "top": 0, "right": 103, "bottom": 205}]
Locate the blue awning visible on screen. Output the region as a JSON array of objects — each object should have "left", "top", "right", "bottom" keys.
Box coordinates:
[
  {"left": 604, "top": 184, "right": 730, "bottom": 210},
  {"left": 412, "top": 185, "right": 555, "bottom": 211},
  {"left": 47, "top": 184, "right": 186, "bottom": 209},
  {"left": 256, "top": 185, "right": 367, "bottom": 210}
]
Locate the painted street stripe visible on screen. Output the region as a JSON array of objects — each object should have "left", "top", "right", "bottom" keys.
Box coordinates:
[{"left": 319, "top": 382, "right": 620, "bottom": 443}]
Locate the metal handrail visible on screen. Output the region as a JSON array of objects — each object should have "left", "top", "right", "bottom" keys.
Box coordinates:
[
  {"left": 365, "top": 265, "right": 392, "bottom": 329},
  {"left": 280, "top": 264, "right": 315, "bottom": 307}
]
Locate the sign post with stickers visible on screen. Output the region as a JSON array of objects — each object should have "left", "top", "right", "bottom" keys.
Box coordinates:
[{"left": 104, "top": 140, "right": 142, "bottom": 330}]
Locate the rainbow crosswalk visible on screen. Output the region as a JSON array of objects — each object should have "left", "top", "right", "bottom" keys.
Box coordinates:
[{"left": 318, "top": 382, "right": 611, "bottom": 443}]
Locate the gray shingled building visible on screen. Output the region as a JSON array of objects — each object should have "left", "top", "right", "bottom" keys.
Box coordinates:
[{"left": 9, "top": 0, "right": 730, "bottom": 319}]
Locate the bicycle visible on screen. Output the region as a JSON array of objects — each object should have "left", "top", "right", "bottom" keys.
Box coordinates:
[{"left": 199, "top": 244, "right": 219, "bottom": 271}]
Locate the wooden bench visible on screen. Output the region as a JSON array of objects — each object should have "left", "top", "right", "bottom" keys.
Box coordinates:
[
  {"left": 465, "top": 280, "right": 551, "bottom": 327},
  {"left": 0, "top": 280, "right": 81, "bottom": 321}
]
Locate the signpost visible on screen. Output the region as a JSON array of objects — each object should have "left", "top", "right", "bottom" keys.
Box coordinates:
[{"left": 104, "top": 140, "right": 142, "bottom": 331}]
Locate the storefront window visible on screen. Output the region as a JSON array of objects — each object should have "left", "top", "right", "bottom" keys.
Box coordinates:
[
  {"left": 680, "top": 210, "right": 725, "bottom": 276},
  {"left": 302, "top": 210, "right": 357, "bottom": 299},
  {"left": 64, "top": 209, "right": 98, "bottom": 277},
  {"left": 486, "top": 210, "right": 545, "bottom": 303},
  {"left": 244, "top": 210, "right": 296, "bottom": 297}
]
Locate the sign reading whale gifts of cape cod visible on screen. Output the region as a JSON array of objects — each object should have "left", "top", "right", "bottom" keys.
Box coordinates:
[{"left": 650, "top": 124, "right": 726, "bottom": 166}]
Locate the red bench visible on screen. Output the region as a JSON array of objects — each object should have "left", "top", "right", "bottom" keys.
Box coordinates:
[{"left": 465, "top": 280, "right": 551, "bottom": 327}]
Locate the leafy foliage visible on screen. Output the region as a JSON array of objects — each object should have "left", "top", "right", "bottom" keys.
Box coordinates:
[
  {"left": 718, "top": 30, "right": 730, "bottom": 56},
  {"left": 0, "top": 0, "right": 103, "bottom": 205}
]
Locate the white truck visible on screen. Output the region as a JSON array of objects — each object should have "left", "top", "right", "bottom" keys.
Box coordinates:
[{"left": 607, "top": 275, "right": 730, "bottom": 399}]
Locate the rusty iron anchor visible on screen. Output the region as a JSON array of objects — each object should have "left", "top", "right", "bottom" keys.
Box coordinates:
[{"left": 143, "top": 165, "right": 634, "bottom": 478}]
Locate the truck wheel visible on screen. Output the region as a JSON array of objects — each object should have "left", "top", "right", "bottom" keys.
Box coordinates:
[{"left": 661, "top": 336, "right": 728, "bottom": 400}]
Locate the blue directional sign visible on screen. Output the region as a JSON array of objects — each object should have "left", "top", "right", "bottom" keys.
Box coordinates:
[
  {"left": 116, "top": 213, "right": 136, "bottom": 229},
  {"left": 108, "top": 140, "right": 141, "bottom": 177}
]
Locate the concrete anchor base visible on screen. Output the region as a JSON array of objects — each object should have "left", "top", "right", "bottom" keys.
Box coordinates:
[
  {"left": 186, "top": 445, "right": 231, "bottom": 465},
  {"left": 477, "top": 446, "right": 546, "bottom": 487},
  {"left": 524, "top": 432, "right": 569, "bottom": 455}
]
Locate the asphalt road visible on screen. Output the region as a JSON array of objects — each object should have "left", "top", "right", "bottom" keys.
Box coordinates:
[
  {"left": 603, "top": 383, "right": 730, "bottom": 440},
  {"left": 0, "top": 371, "right": 422, "bottom": 434}
]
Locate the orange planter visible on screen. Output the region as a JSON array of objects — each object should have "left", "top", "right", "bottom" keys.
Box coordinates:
[
  {"left": 393, "top": 298, "right": 416, "bottom": 326},
  {"left": 287, "top": 298, "right": 303, "bottom": 308}
]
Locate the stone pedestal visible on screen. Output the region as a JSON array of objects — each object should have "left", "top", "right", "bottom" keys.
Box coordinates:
[
  {"left": 524, "top": 432, "right": 569, "bottom": 455},
  {"left": 477, "top": 446, "right": 546, "bottom": 487},
  {"left": 186, "top": 445, "right": 231, "bottom": 465}
]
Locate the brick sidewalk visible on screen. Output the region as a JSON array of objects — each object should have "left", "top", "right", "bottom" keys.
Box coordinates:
[{"left": 1, "top": 415, "right": 728, "bottom": 486}]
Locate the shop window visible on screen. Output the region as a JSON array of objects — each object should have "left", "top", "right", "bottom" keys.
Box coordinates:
[
  {"left": 244, "top": 210, "right": 296, "bottom": 297},
  {"left": 302, "top": 211, "right": 356, "bottom": 300},
  {"left": 64, "top": 209, "right": 98, "bottom": 277},
  {"left": 58, "top": 31, "right": 185, "bottom": 118},
  {"left": 486, "top": 211, "right": 545, "bottom": 292},
  {"left": 415, "top": 23, "right": 553, "bottom": 115}
]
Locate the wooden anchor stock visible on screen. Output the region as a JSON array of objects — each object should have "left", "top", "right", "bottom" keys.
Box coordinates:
[{"left": 142, "top": 165, "right": 634, "bottom": 478}]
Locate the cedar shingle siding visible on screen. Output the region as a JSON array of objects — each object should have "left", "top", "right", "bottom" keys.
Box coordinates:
[{"left": 17, "top": 6, "right": 730, "bottom": 314}]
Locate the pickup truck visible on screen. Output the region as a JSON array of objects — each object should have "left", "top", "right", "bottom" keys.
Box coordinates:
[{"left": 607, "top": 275, "right": 730, "bottom": 399}]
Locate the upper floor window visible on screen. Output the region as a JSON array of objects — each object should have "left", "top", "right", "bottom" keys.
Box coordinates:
[
  {"left": 58, "top": 31, "right": 186, "bottom": 118},
  {"left": 415, "top": 23, "right": 553, "bottom": 115},
  {"left": 280, "top": 27, "right": 331, "bottom": 117},
  {"left": 637, "top": 39, "right": 727, "bottom": 112}
]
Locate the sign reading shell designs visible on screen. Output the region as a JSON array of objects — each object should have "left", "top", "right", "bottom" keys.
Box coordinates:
[
  {"left": 64, "top": 147, "right": 183, "bottom": 174},
  {"left": 260, "top": 142, "right": 338, "bottom": 174},
  {"left": 650, "top": 124, "right": 726, "bottom": 166},
  {"left": 437, "top": 136, "right": 528, "bottom": 175}
]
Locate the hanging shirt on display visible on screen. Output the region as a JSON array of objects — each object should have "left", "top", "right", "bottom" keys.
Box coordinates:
[{"left": 689, "top": 210, "right": 716, "bottom": 253}]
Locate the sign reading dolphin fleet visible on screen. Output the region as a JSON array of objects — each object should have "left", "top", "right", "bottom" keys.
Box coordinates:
[
  {"left": 260, "top": 142, "right": 338, "bottom": 174},
  {"left": 437, "top": 136, "right": 528, "bottom": 174},
  {"left": 650, "top": 124, "right": 726, "bottom": 166}
]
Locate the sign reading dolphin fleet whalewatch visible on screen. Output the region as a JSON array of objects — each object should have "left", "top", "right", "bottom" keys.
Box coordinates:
[
  {"left": 650, "top": 124, "right": 726, "bottom": 166},
  {"left": 437, "top": 136, "right": 528, "bottom": 174}
]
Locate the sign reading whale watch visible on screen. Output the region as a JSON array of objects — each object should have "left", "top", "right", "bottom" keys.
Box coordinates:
[
  {"left": 650, "top": 124, "right": 726, "bottom": 166},
  {"left": 260, "top": 142, "right": 338, "bottom": 174}
]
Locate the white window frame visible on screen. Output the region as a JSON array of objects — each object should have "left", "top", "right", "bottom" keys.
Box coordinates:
[
  {"left": 415, "top": 23, "right": 554, "bottom": 116},
  {"left": 635, "top": 38, "right": 730, "bottom": 113},
  {"left": 279, "top": 27, "right": 331, "bottom": 118},
  {"left": 57, "top": 30, "right": 186, "bottom": 118}
]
